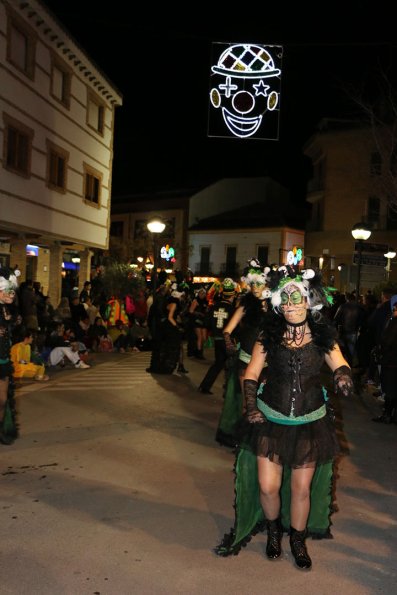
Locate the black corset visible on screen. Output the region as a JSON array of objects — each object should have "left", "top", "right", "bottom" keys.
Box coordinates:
[{"left": 260, "top": 343, "right": 325, "bottom": 417}]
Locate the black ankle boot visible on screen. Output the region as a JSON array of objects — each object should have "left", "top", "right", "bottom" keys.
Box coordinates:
[
  {"left": 266, "top": 517, "right": 283, "bottom": 559},
  {"left": 0, "top": 425, "right": 14, "bottom": 446},
  {"left": 289, "top": 527, "right": 312, "bottom": 570}
]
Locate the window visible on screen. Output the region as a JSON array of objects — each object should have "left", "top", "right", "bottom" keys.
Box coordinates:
[
  {"left": 308, "top": 197, "right": 324, "bottom": 231},
  {"left": 6, "top": 7, "right": 36, "bottom": 79},
  {"left": 3, "top": 113, "right": 33, "bottom": 177},
  {"left": 225, "top": 246, "right": 237, "bottom": 277},
  {"left": 83, "top": 163, "right": 102, "bottom": 206},
  {"left": 51, "top": 56, "right": 71, "bottom": 108},
  {"left": 200, "top": 246, "right": 211, "bottom": 274},
  {"left": 387, "top": 204, "right": 397, "bottom": 230},
  {"left": 257, "top": 245, "right": 268, "bottom": 265},
  {"left": 46, "top": 140, "right": 68, "bottom": 192},
  {"left": 110, "top": 221, "right": 124, "bottom": 237},
  {"left": 368, "top": 195, "right": 380, "bottom": 228},
  {"left": 87, "top": 91, "right": 105, "bottom": 134},
  {"left": 370, "top": 152, "right": 382, "bottom": 176}
]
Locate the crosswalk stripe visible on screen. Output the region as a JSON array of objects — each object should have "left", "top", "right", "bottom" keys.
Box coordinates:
[{"left": 38, "top": 352, "right": 155, "bottom": 391}]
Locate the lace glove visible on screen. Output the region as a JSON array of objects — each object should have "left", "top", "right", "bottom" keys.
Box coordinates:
[
  {"left": 223, "top": 331, "right": 237, "bottom": 356},
  {"left": 333, "top": 365, "right": 354, "bottom": 397},
  {"left": 244, "top": 379, "right": 265, "bottom": 423}
]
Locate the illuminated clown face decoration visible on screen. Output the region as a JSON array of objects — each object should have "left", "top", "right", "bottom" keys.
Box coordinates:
[{"left": 209, "top": 43, "right": 282, "bottom": 139}]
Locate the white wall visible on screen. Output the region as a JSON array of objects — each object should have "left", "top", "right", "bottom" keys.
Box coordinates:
[
  {"left": 0, "top": 0, "right": 121, "bottom": 249},
  {"left": 189, "top": 229, "right": 283, "bottom": 276}
]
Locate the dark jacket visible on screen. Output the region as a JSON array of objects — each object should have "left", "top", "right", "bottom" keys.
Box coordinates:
[{"left": 380, "top": 317, "right": 397, "bottom": 367}]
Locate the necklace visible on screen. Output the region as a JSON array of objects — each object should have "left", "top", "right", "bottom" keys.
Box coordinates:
[{"left": 285, "top": 318, "right": 307, "bottom": 346}]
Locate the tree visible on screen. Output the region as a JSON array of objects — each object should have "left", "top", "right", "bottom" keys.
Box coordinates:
[{"left": 100, "top": 262, "right": 146, "bottom": 299}]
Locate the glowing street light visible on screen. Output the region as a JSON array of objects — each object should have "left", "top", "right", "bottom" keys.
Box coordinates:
[
  {"left": 384, "top": 249, "right": 396, "bottom": 280},
  {"left": 147, "top": 218, "right": 166, "bottom": 234},
  {"left": 351, "top": 222, "right": 372, "bottom": 300},
  {"left": 146, "top": 217, "right": 166, "bottom": 293}
]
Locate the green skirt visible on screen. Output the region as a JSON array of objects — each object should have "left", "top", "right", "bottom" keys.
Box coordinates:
[
  {"left": 215, "top": 448, "right": 334, "bottom": 556},
  {"left": 215, "top": 357, "right": 243, "bottom": 447}
]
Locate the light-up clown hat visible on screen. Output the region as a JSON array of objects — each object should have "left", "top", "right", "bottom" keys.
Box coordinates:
[
  {"left": 265, "top": 265, "right": 335, "bottom": 311},
  {"left": 222, "top": 278, "right": 237, "bottom": 297},
  {"left": 0, "top": 265, "right": 20, "bottom": 292}
]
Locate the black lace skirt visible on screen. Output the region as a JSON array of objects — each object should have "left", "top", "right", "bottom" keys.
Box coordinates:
[
  {"left": 0, "top": 361, "right": 13, "bottom": 379},
  {"left": 238, "top": 412, "right": 340, "bottom": 468}
]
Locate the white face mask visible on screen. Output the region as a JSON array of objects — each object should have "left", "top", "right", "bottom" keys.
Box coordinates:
[{"left": 0, "top": 284, "right": 16, "bottom": 304}]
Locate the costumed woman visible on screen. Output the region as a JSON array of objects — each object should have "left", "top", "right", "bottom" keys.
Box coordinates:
[
  {"left": 215, "top": 258, "right": 270, "bottom": 447},
  {"left": 157, "top": 284, "right": 185, "bottom": 374},
  {"left": 215, "top": 265, "right": 353, "bottom": 570},
  {"left": 0, "top": 266, "right": 21, "bottom": 445},
  {"left": 188, "top": 287, "right": 208, "bottom": 359}
]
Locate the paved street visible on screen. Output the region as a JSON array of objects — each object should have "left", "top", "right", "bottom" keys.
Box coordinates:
[{"left": 1, "top": 349, "right": 396, "bottom": 595}]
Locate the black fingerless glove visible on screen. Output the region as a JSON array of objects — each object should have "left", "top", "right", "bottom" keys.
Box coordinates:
[
  {"left": 333, "top": 365, "right": 354, "bottom": 397},
  {"left": 243, "top": 379, "right": 264, "bottom": 423},
  {"left": 223, "top": 331, "right": 237, "bottom": 356}
]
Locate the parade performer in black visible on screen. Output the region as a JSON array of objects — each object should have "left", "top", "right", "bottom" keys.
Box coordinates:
[
  {"left": 198, "top": 279, "right": 236, "bottom": 394},
  {"left": 0, "top": 266, "right": 21, "bottom": 445},
  {"left": 157, "top": 284, "right": 185, "bottom": 374},
  {"left": 216, "top": 259, "right": 270, "bottom": 447},
  {"left": 215, "top": 266, "right": 353, "bottom": 570}
]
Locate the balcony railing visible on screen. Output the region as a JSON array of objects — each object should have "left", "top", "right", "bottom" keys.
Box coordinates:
[{"left": 194, "top": 262, "right": 213, "bottom": 275}]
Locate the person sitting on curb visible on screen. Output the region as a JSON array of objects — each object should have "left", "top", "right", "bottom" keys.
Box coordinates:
[
  {"left": 11, "top": 331, "right": 49, "bottom": 381},
  {"left": 47, "top": 322, "right": 90, "bottom": 369}
]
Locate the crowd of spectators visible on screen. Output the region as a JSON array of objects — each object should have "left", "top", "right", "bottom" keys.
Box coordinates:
[{"left": 9, "top": 270, "right": 397, "bottom": 427}]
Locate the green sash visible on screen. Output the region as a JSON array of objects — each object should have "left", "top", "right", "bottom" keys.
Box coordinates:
[{"left": 215, "top": 359, "right": 243, "bottom": 444}]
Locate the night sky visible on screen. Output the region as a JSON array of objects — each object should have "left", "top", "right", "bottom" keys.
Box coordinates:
[{"left": 42, "top": 1, "right": 397, "bottom": 202}]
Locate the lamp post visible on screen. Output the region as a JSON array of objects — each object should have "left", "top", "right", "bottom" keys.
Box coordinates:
[
  {"left": 384, "top": 249, "right": 396, "bottom": 281},
  {"left": 351, "top": 222, "right": 372, "bottom": 300},
  {"left": 147, "top": 217, "right": 166, "bottom": 293},
  {"left": 337, "top": 263, "right": 346, "bottom": 292}
]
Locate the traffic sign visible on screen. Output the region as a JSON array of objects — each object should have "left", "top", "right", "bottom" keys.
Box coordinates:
[
  {"left": 353, "top": 253, "right": 386, "bottom": 267},
  {"left": 354, "top": 242, "right": 389, "bottom": 254}
]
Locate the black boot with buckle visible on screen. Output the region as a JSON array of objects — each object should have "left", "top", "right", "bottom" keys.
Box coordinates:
[
  {"left": 289, "top": 527, "right": 312, "bottom": 570},
  {"left": 266, "top": 517, "right": 283, "bottom": 559}
]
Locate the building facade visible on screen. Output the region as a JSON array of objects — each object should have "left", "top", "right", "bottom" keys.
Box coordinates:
[
  {"left": 304, "top": 120, "right": 397, "bottom": 293},
  {"left": 110, "top": 190, "right": 191, "bottom": 273},
  {"left": 0, "top": 0, "right": 122, "bottom": 305},
  {"left": 188, "top": 178, "right": 306, "bottom": 280}
]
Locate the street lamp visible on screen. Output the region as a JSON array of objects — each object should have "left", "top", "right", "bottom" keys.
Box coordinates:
[
  {"left": 147, "top": 217, "right": 166, "bottom": 293},
  {"left": 351, "top": 222, "right": 372, "bottom": 300},
  {"left": 384, "top": 249, "right": 396, "bottom": 280}
]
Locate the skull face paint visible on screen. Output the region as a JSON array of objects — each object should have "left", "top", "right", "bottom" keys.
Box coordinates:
[{"left": 209, "top": 43, "right": 283, "bottom": 139}]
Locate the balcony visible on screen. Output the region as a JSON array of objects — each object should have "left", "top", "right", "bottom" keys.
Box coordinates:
[
  {"left": 219, "top": 262, "right": 240, "bottom": 278},
  {"left": 194, "top": 262, "right": 213, "bottom": 276}
]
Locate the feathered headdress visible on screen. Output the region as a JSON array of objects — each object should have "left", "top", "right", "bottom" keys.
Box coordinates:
[
  {"left": 241, "top": 258, "right": 268, "bottom": 286},
  {"left": 170, "top": 282, "right": 184, "bottom": 300},
  {"left": 0, "top": 265, "right": 21, "bottom": 292},
  {"left": 266, "top": 265, "right": 335, "bottom": 311}
]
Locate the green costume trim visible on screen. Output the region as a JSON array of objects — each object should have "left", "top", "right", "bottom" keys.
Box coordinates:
[
  {"left": 215, "top": 359, "right": 243, "bottom": 447},
  {"left": 214, "top": 346, "right": 335, "bottom": 556},
  {"left": 257, "top": 401, "right": 327, "bottom": 425},
  {"left": 0, "top": 358, "right": 9, "bottom": 364},
  {"left": 215, "top": 448, "right": 334, "bottom": 556},
  {"left": 238, "top": 349, "right": 251, "bottom": 364}
]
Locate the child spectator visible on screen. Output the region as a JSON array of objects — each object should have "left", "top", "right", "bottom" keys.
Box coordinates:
[{"left": 11, "top": 331, "right": 49, "bottom": 381}]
